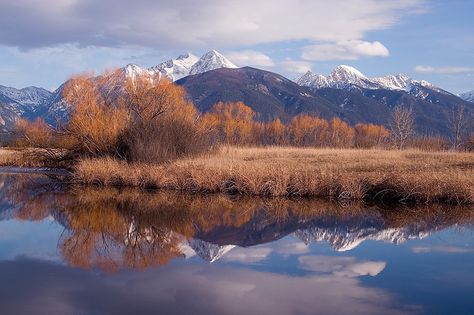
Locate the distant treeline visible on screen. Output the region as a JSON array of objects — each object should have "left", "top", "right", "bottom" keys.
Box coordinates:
[{"left": 9, "top": 70, "right": 474, "bottom": 166}]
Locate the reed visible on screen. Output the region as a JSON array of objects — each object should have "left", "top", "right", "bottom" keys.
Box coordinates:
[{"left": 73, "top": 146, "right": 474, "bottom": 204}]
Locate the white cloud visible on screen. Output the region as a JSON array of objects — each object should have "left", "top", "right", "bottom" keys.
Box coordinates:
[
  {"left": 0, "top": 0, "right": 425, "bottom": 50},
  {"left": 274, "top": 241, "right": 310, "bottom": 256},
  {"left": 223, "top": 247, "right": 272, "bottom": 263},
  {"left": 5, "top": 261, "right": 411, "bottom": 315},
  {"left": 302, "top": 40, "right": 390, "bottom": 61},
  {"left": 415, "top": 65, "right": 474, "bottom": 74},
  {"left": 412, "top": 246, "right": 473, "bottom": 254},
  {"left": 226, "top": 50, "right": 275, "bottom": 67},
  {"left": 279, "top": 60, "right": 313, "bottom": 74},
  {"left": 299, "top": 255, "right": 386, "bottom": 278}
]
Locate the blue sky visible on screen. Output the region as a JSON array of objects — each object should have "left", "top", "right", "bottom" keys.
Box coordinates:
[{"left": 0, "top": 0, "right": 473, "bottom": 93}]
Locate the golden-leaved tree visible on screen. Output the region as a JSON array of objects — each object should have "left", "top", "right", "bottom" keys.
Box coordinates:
[
  {"left": 328, "top": 118, "right": 354, "bottom": 148},
  {"left": 62, "top": 73, "right": 130, "bottom": 156},
  {"left": 354, "top": 123, "right": 389, "bottom": 148},
  {"left": 202, "top": 101, "right": 256, "bottom": 145},
  {"left": 288, "top": 114, "right": 328, "bottom": 146}
]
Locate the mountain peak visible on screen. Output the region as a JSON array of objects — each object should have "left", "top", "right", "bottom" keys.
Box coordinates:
[
  {"left": 189, "top": 50, "right": 237, "bottom": 75},
  {"left": 296, "top": 71, "right": 329, "bottom": 88},
  {"left": 149, "top": 53, "right": 199, "bottom": 81},
  {"left": 176, "top": 53, "right": 198, "bottom": 61},
  {"left": 123, "top": 64, "right": 154, "bottom": 80},
  {"left": 331, "top": 65, "right": 368, "bottom": 80}
]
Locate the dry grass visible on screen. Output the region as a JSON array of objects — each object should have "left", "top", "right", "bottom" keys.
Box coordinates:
[
  {"left": 0, "top": 148, "right": 21, "bottom": 166},
  {"left": 0, "top": 147, "right": 69, "bottom": 168},
  {"left": 74, "top": 146, "right": 474, "bottom": 204}
]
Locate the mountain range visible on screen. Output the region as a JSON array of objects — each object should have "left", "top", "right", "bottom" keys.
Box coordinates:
[{"left": 1, "top": 50, "right": 473, "bottom": 136}]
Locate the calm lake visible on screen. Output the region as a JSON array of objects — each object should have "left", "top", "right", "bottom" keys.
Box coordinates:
[{"left": 0, "top": 172, "right": 473, "bottom": 315}]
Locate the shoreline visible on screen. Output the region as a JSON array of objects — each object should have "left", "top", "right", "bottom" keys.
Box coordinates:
[
  {"left": 1, "top": 146, "right": 473, "bottom": 205},
  {"left": 73, "top": 146, "right": 474, "bottom": 205}
]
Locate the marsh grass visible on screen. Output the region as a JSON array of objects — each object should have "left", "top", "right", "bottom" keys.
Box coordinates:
[
  {"left": 74, "top": 146, "right": 474, "bottom": 204},
  {"left": 0, "top": 147, "right": 70, "bottom": 168}
]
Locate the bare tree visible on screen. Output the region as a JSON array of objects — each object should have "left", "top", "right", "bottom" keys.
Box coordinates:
[
  {"left": 447, "top": 104, "right": 468, "bottom": 150},
  {"left": 389, "top": 106, "right": 415, "bottom": 150}
]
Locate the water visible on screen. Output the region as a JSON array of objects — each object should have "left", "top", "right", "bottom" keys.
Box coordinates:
[{"left": 0, "top": 173, "right": 473, "bottom": 315}]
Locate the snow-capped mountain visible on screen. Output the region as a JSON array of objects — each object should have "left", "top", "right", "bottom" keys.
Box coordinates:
[
  {"left": 120, "top": 50, "right": 236, "bottom": 83},
  {"left": 0, "top": 85, "right": 52, "bottom": 110},
  {"left": 297, "top": 66, "right": 380, "bottom": 90},
  {"left": 150, "top": 53, "right": 200, "bottom": 81},
  {"left": 296, "top": 66, "right": 453, "bottom": 98},
  {"left": 189, "top": 50, "right": 237, "bottom": 75},
  {"left": 460, "top": 90, "right": 474, "bottom": 102},
  {"left": 0, "top": 85, "right": 53, "bottom": 131},
  {"left": 187, "top": 238, "right": 236, "bottom": 263},
  {"left": 122, "top": 64, "right": 157, "bottom": 81},
  {"left": 327, "top": 65, "right": 380, "bottom": 89},
  {"left": 372, "top": 74, "right": 412, "bottom": 91},
  {"left": 295, "top": 225, "right": 430, "bottom": 252}
]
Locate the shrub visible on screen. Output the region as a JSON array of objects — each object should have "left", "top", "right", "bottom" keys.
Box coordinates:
[
  {"left": 408, "top": 135, "right": 448, "bottom": 151},
  {"left": 120, "top": 77, "right": 213, "bottom": 163},
  {"left": 354, "top": 123, "right": 389, "bottom": 148},
  {"left": 15, "top": 118, "right": 53, "bottom": 148},
  {"left": 464, "top": 133, "right": 474, "bottom": 152}
]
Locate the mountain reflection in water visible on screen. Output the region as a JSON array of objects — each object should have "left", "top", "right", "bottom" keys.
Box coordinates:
[{"left": 1, "top": 173, "right": 473, "bottom": 272}]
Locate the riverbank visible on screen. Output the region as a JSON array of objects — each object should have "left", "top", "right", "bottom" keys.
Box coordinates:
[
  {"left": 1, "top": 146, "right": 473, "bottom": 204},
  {"left": 73, "top": 146, "right": 474, "bottom": 204},
  {"left": 0, "top": 148, "right": 57, "bottom": 167}
]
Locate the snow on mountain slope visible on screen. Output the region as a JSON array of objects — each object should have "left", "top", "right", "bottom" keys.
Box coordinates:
[
  {"left": 296, "top": 66, "right": 451, "bottom": 97},
  {"left": 297, "top": 71, "right": 329, "bottom": 89},
  {"left": 460, "top": 90, "right": 474, "bottom": 102},
  {"left": 0, "top": 86, "right": 54, "bottom": 131},
  {"left": 120, "top": 50, "right": 235, "bottom": 82},
  {"left": 295, "top": 224, "right": 430, "bottom": 252},
  {"left": 0, "top": 85, "right": 52, "bottom": 110},
  {"left": 123, "top": 64, "right": 157, "bottom": 81},
  {"left": 297, "top": 66, "right": 379, "bottom": 90},
  {"left": 150, "top": 53, "right": 199, "bottom": 81},
  {"left": 327, "top": 65, "right": 380, "bottom": 89},
  {"left": 188, "top": 238, "right": 236, "bottom": 263},
  {"left": 372, "top": 74, "right": 412, "bottom": 91},
  {"left": 189, "top": 50, "right": 237, "bottom": 75}
]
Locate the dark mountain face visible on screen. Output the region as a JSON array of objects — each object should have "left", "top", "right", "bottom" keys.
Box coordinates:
[
  {"left": 177, "top": 67, "right": 342, "bottom": 122},
  {"left": 361, "top": 86, "right": 473, "bottom": 135},
  {"left": 314, "top": 87, "right": 474, "bottom": 135},
  {"left": 178, "top": 67, "right": 474, "bottom": 136}
]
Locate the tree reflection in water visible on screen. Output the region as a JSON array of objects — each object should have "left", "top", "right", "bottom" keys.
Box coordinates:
[{"left": 1, "top": 173, "right": 473, "bottom": 273}]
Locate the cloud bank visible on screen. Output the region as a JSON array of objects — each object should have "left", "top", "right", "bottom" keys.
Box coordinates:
[
  {"left": 0, "top": 0, "right": 424, "bottom": 52},
  {"left": 303, "top": 40, "right": 390, "bottom": 61},
  {"left": 226, "top": 51, "right": 275, "bottom": 67},
  {"left": 415, "top": 65, "right": 474, "bottom": 74}
]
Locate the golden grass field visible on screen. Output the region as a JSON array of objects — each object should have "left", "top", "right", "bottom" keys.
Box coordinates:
[{"left": 73, "top": 146, "right": 474, "bottom": 204}]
